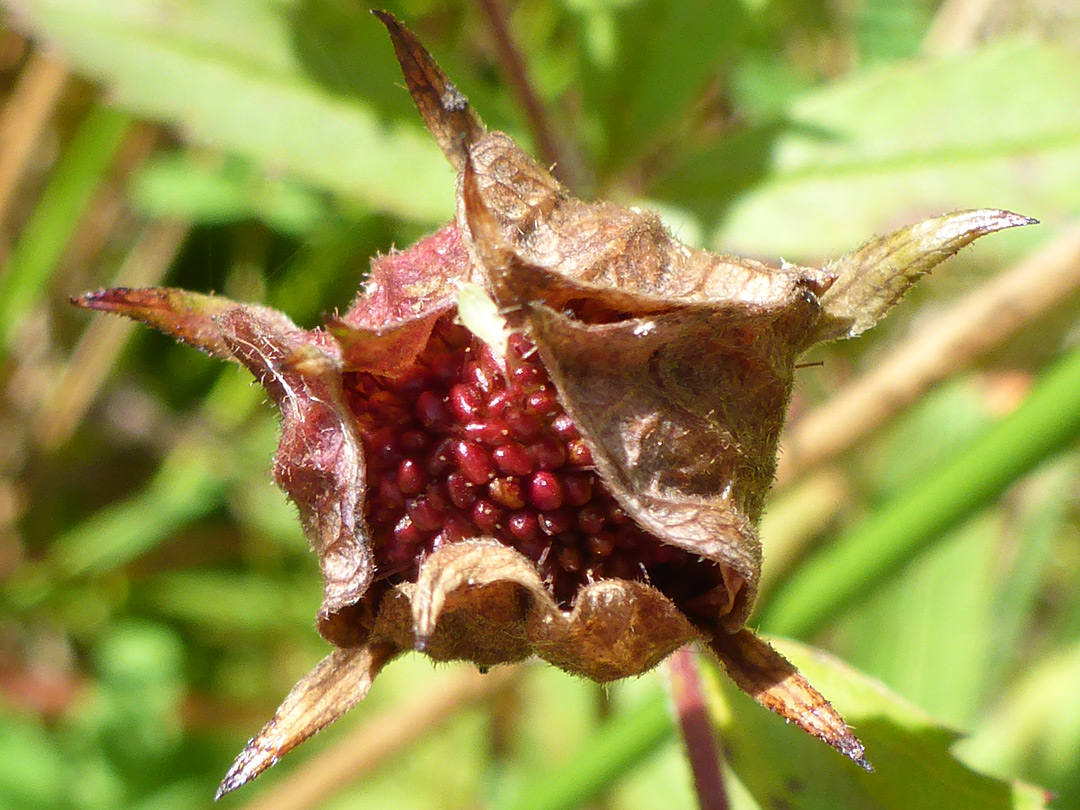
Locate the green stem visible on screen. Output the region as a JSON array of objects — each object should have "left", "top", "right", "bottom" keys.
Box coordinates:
[
  {"left": 494, "top": 687, "right": 671, "bottom": 810},
  {"left": 759, "top": 341, "right": 1080, "bottom": 638}
]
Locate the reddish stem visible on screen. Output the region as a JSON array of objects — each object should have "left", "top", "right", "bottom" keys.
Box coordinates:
[
  {"left": 668, "top": 645, "right": 729, "bottom": 810},
  {"left": 473, "top": 0, "right": 581, "bottom": 190}
]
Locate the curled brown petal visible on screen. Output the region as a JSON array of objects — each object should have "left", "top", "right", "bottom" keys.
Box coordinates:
[
  {"left": 212, "top": 310, "right": 374, "bottom": 642},
  {"left": 410, "top": 541, "right": 538, "bottom": 666},
  {"left": 376, "top": 540, "right": 699, "bottom": 683}
]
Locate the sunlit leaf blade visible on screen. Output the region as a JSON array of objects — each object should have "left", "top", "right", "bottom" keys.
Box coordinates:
[
  {"left": 130, "top": 152, "right": 329, "bottom": 235},
  {"left": 658, "top": 39, "right": 1080, "bottom": 261},
  {"left": 955, "top": 639, "right": 1080, "bottom": 803},
  {"left": 706, "top": 639, "right": 1049, "bottom": 810},
  {"left": 8, "top": 0, "right": 454, "bottom": 222}
]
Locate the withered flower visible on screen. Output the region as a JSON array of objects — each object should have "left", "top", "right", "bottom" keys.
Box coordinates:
[{"left": 73, "top": 12, "right": 1033, "bottom": 798}]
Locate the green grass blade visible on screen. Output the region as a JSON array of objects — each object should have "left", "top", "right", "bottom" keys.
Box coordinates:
[
  {"left": 759, "top": 341, "right": 1080, "bottom": 638},
  {"left": 0, "top": 104, "right": 129, "bottom": 350}
]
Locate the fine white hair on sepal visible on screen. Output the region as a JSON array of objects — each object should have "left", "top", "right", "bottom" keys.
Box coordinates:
[{"left": 456, "top": 281, "right": 510, "bottom": 359}]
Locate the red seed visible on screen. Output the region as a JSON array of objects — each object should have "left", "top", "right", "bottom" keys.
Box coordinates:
[
  {"left": 377, "top": 476, "right": 406, "bottom": 510},
  {"left": 507, "top": 511, "right": 539, "bottom": 542},
  {"left": 472, "top": 499, "right": 503, "bottom": 533},
  {"left": 486, "top": 388, "right": 518, "bottom": 416},
  {"left": 416, "top": 390, "right": 451, "bottom": 430},
  {"left": 505, "top": 408, "right": 542, "bottom": 441},
  {"left": 455, "top": 440, "right": 495, "bottom": 484},
  {"left": 489, "top": 477, "right": 527, "bottom": 509},
  {"left": 493, "top": 442, "right": 535, "bottom": 476},
  {"left": 508, "top": 334, "right": 533, "bottom": 359},
  {"left": 397, "top": 459, "right": 425, "bottom": 495},
  {"left": 463, "top": 419, "right": 510, "bottom": 446},
  {"left": 576, "top": 503, "right": 605, "bottom": 535},
  {"left": 530, "top": 437, "right": 567, "bottom": 470},
  {"left": 567, "top": 439, "right": 593, "bottom": 467},
  {"left": 406, "top": 496, "right": 443, "bottom": 532},
  {"left": 511, "top": 361, "right": 543, "bottom": 386},
  {"left": 517, "top": 534, "right": 549, "bottom": 563},
  {"left": 562, "top": 472, "right": 592, "bottom": 506},
  {"left": 463, "top": 360, "right": 496, "bottom": 395},
  {"left": 524, "top": 387, "right": 558, "bottom": 416},
  {"left": 550, "top": 413, "right": 578, "bottom": 440},
  {"left": 426, "top": 437, "right": 456, "bottom": 476},
  {"left": 446, "top": 472, "right": 478, "bottom": 509},
  {"left": 425, "top": 484, "right": 449, "bottom": 512},
  {"left": 393, "top": 515, "right": 425, "bottom": 547},
  {"left": 400, "top": 429, "right": 428, "bottom": 454},
  {"left": 396, "top": 366, "right": 436, "bottom": 397},
  {"left": 436, "top": 513, "right": 472, "bottom": 545},
  {"left": 428, "top": 350, "right": 461, "bottom": 384},
  {"left": 529, "top": 471, "right": 564, "bottom": 511},
  {"left": 448, "top": 383, "right": 482, "bottom": 421},
  {"left": 586, "top": 532, "right": 616, "bottom": 559},
  {"left": 539, "top": 507, "right": 572, "bottom": 535},
  {"left": 369, "top": 426, "right": 400, "bottom": 462},
  {"left": 557, "top": 546, "right": 583, "bottom": 573}
]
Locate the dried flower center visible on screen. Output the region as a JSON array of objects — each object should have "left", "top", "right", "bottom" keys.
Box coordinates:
[{"left": 345, "top": 316, "right": 724, "bottom": 613}]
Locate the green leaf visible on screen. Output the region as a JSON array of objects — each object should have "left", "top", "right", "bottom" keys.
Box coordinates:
[
  {"left": 12, "top": 0, "right": 455, "bottom": 222},
  {"left": 955, "top": 639, "right": 1080, "bottom": 804},
  {"left": 580, "top": 0, "right": 748, "bottom": 167},
  {"left": 856, "top": 0, "right": 933, "bottom": 62},
  {"left": 659, "top": 39, "right": 1080, "bottom": 261},
  {"left": 141, "top": 571, "right": 319, "bottom": 635},
  {"left": 0, "top": 715, "right": 67, "bottom": 810},
  {"left": 130, "top": 152, "right": 329, "bottom": 235},
  {"left": 706, "top": 638, "right": 1048, "bottom": 810}
]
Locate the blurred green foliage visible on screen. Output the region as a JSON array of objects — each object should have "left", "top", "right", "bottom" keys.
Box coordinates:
[{"left": 2, "top": 1, "right": 1079, "bottom": 808}]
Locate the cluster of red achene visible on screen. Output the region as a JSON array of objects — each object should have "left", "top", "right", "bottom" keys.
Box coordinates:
[{"left": 347, "top": 316, "right": 721, "bottom": 611}]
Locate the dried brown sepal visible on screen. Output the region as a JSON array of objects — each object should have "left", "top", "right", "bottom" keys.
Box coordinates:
[
  {"left": 400, "top": 540, "right": 699, "bottom": 680},
  {"left": 216, "top": 643, "right": 398, "bottom": 799},
  {"left": 328, "top": 224, "right": 472, "bottom": 375},
  {"left": 72, "top": 287, "right": 284, "bottom": 360},
  {"left": 373, "top": 10, "right": 484, "bottom": 170},
  {"left": 710, "top": 629, "right": 871, "bottom": 771},
  {"left": 814, "top": 208, "right": 1038, "bottom": 342},
  {"left": 72, "top": 288, "right": 375, "bottom": 642}
]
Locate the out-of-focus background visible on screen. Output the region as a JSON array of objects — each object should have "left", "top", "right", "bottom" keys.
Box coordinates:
[{"left": 1, "top": 1, "right": 1079, "bottom": 808}]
